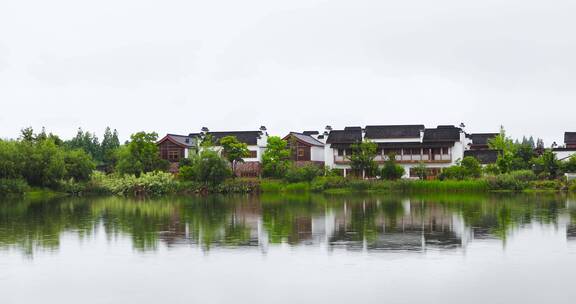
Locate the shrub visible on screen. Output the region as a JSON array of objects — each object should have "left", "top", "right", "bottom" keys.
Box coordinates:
[
  {"left": 438, "top": 166, "right": 466, "bottom": 180},
  {"left": 483, "top": 164, "right": 500, "bottom": 175},
  {"left": 310, "top": 176, "right": 349, "bottom": 192},
  {"left": 529, "top": 180, "right": 562, "bottom": 190},
  {"left": 0, "top": 178, "right": 29, "bottom": 195},
  {"left": 284, "top": 182, "right": 310, "bottom": 193},
  {"left": 381, "top": 157, "right": 405, "bottom": 180},
  {"left": 461, "top": 156, "right": 482, "bottom": 178},
  {"left": 93, "top": 171, "right": 177, "bottom": 196},
  {"left": 508, "top": 170, "right": 537, "bottom": 182},
  {"left": 348, "top": 180, "right": 371, "bottom": 191},
  {"left": 260, "top": 180, "right": 284, "bottom": 192},
  {"left": 484, "top": 174, "right": 528, "bottom": 191},
  {"left": 284, "top": 164, "right": 323, "bottom": 183},
  {"left": 178, "top": 150, "right": 231, "bottom": 185}
]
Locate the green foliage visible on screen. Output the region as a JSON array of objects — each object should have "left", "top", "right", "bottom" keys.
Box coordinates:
[
  {"left": 219, "top": 136, "right": 250, "bottom": 174},
  {"left": 348, "top": 140, "right": 378, "bottom": 177},
  {"left": 0, "top": 178, "right": 29, "bottom": 195},
  {"left": 484, "top": 163, "right": 500, "bottom": 175},
  {"left": 284, "top": 164, "right": 323, "bottom": 183},
  {"left": 64, "top": 149, "right": 95, "bottom": 182},
  {"left": 262, "top": 136, "right": 291, "bottom": 178},
  {"left": 92, "top": 171, "right": 177, "bottom": 196},
  {"left": 19, "top": 139, "right": 66, "bottom": 187},
  {"left": 380, "top": 154, "right": 404, "bottom": 180},
  {"left": 65, "top": 128, "right": 101, "bottom": 161},
  {"left": 562, "top": 155, "right": 576, "bottom": 173},
  {"left": 0, "top": 140, "right": 22, "bottom": 179},
  {"left": 115, "top": 132, "right": 168, "bottom": 177},
  {"left": 439, "top": 157, "right": 482, "bottom": 180},
  {"left": 178, "top": 150, "right": 231, "bottom": 185},
  {"left": 412, "top": 162, "right": 428, "bottom": 180},
  {"left": 484, "top": 174, "right": 529, "bottom": 191},
  {"left": 100, "top": 127, "right": 120, "bottom": 171},
  {"left": 532, "top": 150, "right": 561, "bottom": 179}
]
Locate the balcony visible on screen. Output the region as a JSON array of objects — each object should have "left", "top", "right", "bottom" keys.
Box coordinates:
[{"left": 334, "top": 154, "right": 451, "bottom": 164}]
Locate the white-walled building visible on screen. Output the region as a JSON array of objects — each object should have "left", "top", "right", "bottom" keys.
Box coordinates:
[
  {"left": 323, "top": 125, "right": 468, "bottom": 178},
  {"left": 194, "top": 126, "right": 269, "bottom": 177}
]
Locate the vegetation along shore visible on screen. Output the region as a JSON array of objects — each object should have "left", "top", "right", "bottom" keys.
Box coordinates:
[{"left": 1, "top": 126, "right": 576, "bottom": 197}]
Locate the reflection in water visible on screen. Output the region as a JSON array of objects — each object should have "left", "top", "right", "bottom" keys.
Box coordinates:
[{"left": 1, "top": 193, "right": 575, "bottom": 256}]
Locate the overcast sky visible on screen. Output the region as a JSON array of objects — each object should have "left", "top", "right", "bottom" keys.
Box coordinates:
[{"left": 1, "top": 0, "right": 574, "bottom": 145}]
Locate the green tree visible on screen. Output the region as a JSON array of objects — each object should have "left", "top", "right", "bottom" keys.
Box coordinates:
[
  {"left": 101, "top": 127, "right": 120, "bottom": 171},
  {"left": 219, "top": 136, "right": 250, "bottom": 175},
  {"left": 115, "top": 132, "right": 168, "bottom": 177},
  {"left": 262, "top": 136, "right": 291, "bottom": 178},
  {"left": 533, "top": 150, "right": 561, "bottom": 179},
  {"left": 65, "top": 128, "right": 101, "bottom": 161},
  {"left": 19, "top": 139, "right": 66, "bottom": 187},
  {"left": 563, "top": 155, "right": 576, "bottom": 173},
  {"left": 348, "top": 140, "right": 378, "bottom": 178},
  {"left": 0, "top": 140, "right": 22, "bottom": 179},
  {"left": 381, "top": 153, "right": 405, "bottom": 180},
  {"left": 179, "top": 150, "right": 231, "bottom": 185},
  {"left": 64, "top": 149, "right": 96, "bottom": 182}
]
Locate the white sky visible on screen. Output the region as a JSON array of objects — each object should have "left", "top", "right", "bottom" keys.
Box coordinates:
[{"left": 1, "top": 0, "right": 574, "bottom": 144}]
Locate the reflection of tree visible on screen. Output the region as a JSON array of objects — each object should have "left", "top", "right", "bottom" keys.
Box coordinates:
[{"left": 1, "top": 192, "right": 573, "bottom": 257}]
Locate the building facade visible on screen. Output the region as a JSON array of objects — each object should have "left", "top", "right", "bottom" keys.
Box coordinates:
[
  {"left": 283, "top": 132, "right": 325, "bottom": 166},
  {"left": 323, "top": 125, "right": 467, "bottom": 178},
  {"left": 553, "top": 132, "right": 576, "bottom": 161}
]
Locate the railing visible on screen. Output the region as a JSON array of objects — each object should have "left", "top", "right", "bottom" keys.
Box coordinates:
[{"left": 334, "top": 154, "right": 451, "bottom": 164}]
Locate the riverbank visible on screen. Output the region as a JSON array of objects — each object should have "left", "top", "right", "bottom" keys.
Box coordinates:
[{"left": 4, "top": 174, "right": 575, "bottom": 198}]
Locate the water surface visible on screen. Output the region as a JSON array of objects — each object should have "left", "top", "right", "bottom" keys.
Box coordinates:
[{"left": 1, "top": 193, "right": 576, "bottom": 303}]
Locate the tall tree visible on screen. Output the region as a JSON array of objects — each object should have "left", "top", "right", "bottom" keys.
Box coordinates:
[{"left": 101, "top": 127, "right": 120, "bottom": 171}]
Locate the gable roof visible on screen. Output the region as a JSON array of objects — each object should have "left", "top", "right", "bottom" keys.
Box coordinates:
[
  {"left": 302, "top": 131, "right": 319, "bottom": 136},
  {"left": 364, "top": 125, "right": 424, "bottom": 139},
  {"left": 423, "top": 126, "right": 461, "bottom": 143},
  {"left": 326, "top": 128, "right": 363, "bottom": 144},
  {"left": 284, "top": 132, "right": 324, "bottom": 147},
  {"left": 203, "top": 131, "right": 262, "bottom": 145},
  {"left": 157, "top": 134, "right": 196, "bottom": 148},
  {"left": 565, "top": 132, "right": 576, "bottom": 144},
  {"left": 470, "top": 133, "right": 498, "bottom": 146}
]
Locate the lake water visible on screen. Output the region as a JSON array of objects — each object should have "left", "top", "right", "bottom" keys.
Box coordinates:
[{"left": 1, "top": 193, "right": 576, "bottom": 303}]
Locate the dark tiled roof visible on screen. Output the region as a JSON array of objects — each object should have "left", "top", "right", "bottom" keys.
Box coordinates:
[
  {"left": 326, "top": 128, "right": 363, "bottom": 144},
  {"left": 286, "top": 132, "right": 324, "bottom": 147},
  {"left": 204, "top": 131, "right": 262, "bottom": 145},
  {"left": 565, "top": 132, "right": 576, "bottom": 144},
  {"left": 303, "top": 131, "right": 319, "bottom": 136},
  {"left": 423, "top": 126, "right": 461, "bottom": 143},
  {"left": 364, "top": 125, "right": 424, "bottom": 139},
  {"left": 470, "top": 133, "right": 498, "bottom": 146},
  {"left": 464, "top": 150, "right": 499, "bottom": 164}
]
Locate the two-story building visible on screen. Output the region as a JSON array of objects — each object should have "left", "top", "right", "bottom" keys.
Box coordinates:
[
  {"left": 196, "top": 127, "right": 269, "bottom": 177},
  {"left": 157, "top": 133, "right": 198, "bottom": 173},
  {"left": 283, "top": 132, "right": 325, "bottom": 166},
  {"left": 323, "top": 125, "right": 467, "bottom": 178}
]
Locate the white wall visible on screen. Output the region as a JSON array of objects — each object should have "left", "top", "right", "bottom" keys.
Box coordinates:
[
  {"left": 370, "top": 137, "right": 420, "bottom": 143},
  {"left": 311, "top": 146, "right": 325, "bottom": 162},
  {"left": 555, "top": 150, "right": 576, "bottom": 161}
]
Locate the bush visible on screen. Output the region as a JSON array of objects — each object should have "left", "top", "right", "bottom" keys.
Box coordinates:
[
  {"left": 310, "top": 176, "right": 349, "bottom": 191},
  {"left": 284, "top": 164, "right": 323, "bottom": 183},
  {"left": 92, "top": 171, "right": 177, "bottom": 196},
  {"left": 381, "top": 162, "right": 405, "bottom": 180},
  {"left": 569, "top": 181, "right": 576, "bottom": 192},
  {"left": 178, "top": 150, "right": 231, "bottom": 185},
  {"left": 508, "top": 170, "right": 537, "bottom": 182},
  {"left": 529, "top": 180, "right": 562, "bottom": 191},
  {"left": 484, "top": 174, "right": 528, "bottom": 191},
  {"left": 461, "top": 156, "right": 482, "bottom": 178},
  {"left": 438, "top": 166, "right": 466, "bottom": 180},
  {"left": 0, "top": 178, "right": 29, "bottom": 195}
]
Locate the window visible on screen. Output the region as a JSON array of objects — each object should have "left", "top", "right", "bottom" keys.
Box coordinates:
[
  {"left": 298, "top": 148, "right": 305, "bottom": 157},
  {"left": 168, "top": 150, "right": 180, "bottom": 161},
  {"left": 247, "top": 150, "right": 257, "bottom": 158}
]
